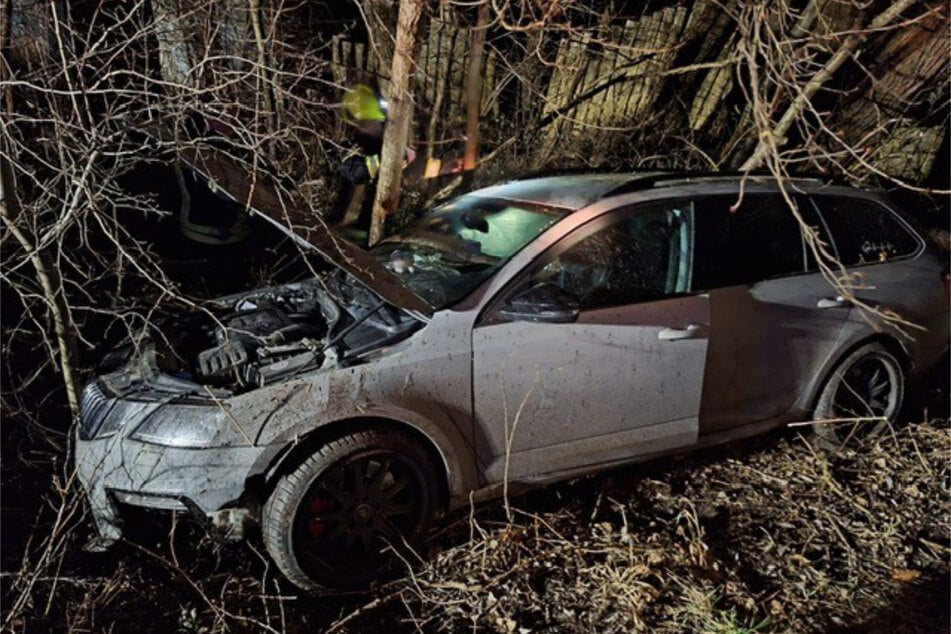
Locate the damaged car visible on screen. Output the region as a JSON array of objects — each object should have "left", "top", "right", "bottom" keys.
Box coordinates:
[{"left": 76, "top": 164, "right": 950, "bottom": 591}]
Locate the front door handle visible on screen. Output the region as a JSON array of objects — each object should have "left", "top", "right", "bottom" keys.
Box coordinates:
[
  {"left": 817, "top": 296, "right": 850, "bottom": 309},
  {"left": 658, "top": 323, "right": 706, "bottom": 341}
]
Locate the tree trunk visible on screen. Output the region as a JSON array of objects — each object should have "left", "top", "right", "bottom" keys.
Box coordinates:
[
  {"left": 248, "top": 0, "right": 278, "bottom": 136},
  {"left": 1, "top": 0, "right": 12, "bottom": 115},
  {"left": 368, "top": 0, "right": 423, "bottom": 245},
  {"left": 463, "top": 1, "right": 490, "bottom": 171},
  {"left": 0, "top": 188, "right": 82, "bottom": 418},
  {"left": 363, "top": 0, "right": 397, "bottom": 88},
  {"left": 150, "top": 0, "right": 193, "bottom": 87},
  {"left": 740, "top": 0, "right": 917, "bottom": 171}
]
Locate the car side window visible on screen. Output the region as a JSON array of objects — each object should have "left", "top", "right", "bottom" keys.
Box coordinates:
[
  {"left": 492, "top": 203, "right": 693, "bottom": 317},
  {"left": 691, "top": 194, "right": 805, "bottom": 290},
  {"left": 810, "top": 196, "right": 921, "bottom": 266}
]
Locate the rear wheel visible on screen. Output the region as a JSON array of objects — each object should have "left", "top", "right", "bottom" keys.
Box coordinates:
[
  {"left": 812, "top": 343, "right": 904, "bottom": 451},
  {"left": 263, "top": 429, "right": 439, "bottom": 591}
]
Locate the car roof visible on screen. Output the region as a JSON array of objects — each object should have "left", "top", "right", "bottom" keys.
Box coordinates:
[
  {"left": 468, "top": 173, "right": 670, "bottom": 211},
  {"left": 472, "top": 171, "right": 846, "bottom": 211}
]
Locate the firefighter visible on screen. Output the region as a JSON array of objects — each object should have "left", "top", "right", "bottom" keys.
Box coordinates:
[
  {"left": 176, "top": 109, "right": 249, "bottom": 245},
  {"left": 329, "top": 83, "right": 463, "bottom": 241},
  {"left": 326, "top": 83, "right": 388, "bottom": 234}
]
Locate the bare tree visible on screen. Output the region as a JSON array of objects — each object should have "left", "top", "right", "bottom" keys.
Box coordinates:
[
  {"left": 2, "top": 2, "right": 948, "bottom": 629},
  {"left": 1, "top": 3, "right": 339, "bottom": 628},
  {"left": 739, "top": 0, "right": 920, "bottom": 172},
  {"left": 368, "top": 0, "right": 423, "bottom": 245},
  {"left": 463, "top": 1, "right": 491, "bottom": 171}
]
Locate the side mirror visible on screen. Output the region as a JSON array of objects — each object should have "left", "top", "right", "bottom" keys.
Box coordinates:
[{"left": 499, "top": 283, "right": 580, "bottom": 324}]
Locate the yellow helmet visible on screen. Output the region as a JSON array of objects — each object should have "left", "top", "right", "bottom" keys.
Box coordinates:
[{"left": 342, "top": 83, "right": 387, "bottom": 123}]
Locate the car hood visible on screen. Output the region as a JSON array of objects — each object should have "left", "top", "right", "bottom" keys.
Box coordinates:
[{"left": 171, "top": 144, "right": 434, "bottom": 318}]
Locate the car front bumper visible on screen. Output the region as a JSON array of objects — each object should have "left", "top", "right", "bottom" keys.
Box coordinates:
[{"left": 75, "top": 429, "right": 281, "bottom": 542}]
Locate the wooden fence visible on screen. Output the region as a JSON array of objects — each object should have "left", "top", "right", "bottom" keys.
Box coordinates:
[
  {"left": 327, "top": 8, "right": 699, "bottom": 151},
  {"left": 325, "top": 2, "right": 947, "bottom": 179}
]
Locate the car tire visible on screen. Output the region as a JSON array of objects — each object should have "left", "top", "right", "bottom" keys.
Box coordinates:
[
  {"left": 262, "top": 429, "right": 440, "bottom": 591},
  {"left": 812, "top": 342, "right": 904, "bottom": 452}
]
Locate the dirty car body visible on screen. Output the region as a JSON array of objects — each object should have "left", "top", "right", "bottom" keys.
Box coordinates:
[{"left": 76, "top": 168, "right": 950, "bottom": 590}]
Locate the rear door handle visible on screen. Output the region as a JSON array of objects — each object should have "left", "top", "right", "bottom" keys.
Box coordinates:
[
  {"left": 658, "top": 323, "right": 706, "bottom": 341},
  {"left": 817, "top": 296, "right": 850, "bottom": 309}
]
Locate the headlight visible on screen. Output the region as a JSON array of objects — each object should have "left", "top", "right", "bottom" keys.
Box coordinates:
[{"left": 131, "top": 405, "right": 251, "bottom": 448}]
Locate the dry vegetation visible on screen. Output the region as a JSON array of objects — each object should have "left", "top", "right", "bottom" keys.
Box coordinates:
[
  {"left": 331, "top": 418, "right": 950, "bottom": 634},
  {"left": 3, "top": 413, "right": 948, "bottom": 632},
  {"left": 2, "top": 1, "right": 949, "bottom": 632}
]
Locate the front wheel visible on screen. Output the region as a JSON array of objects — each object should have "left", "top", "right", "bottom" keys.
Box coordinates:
[
  {"left": 262, "top": 429, "right": 440, "bottom": 591},
  {"left": 812, "top": 343, "right": 904, "bottom": 451}
]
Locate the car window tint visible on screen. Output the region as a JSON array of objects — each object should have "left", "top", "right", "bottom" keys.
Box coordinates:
[
  {"left": 811, "top": 196, "right": 920, "bottom": 266},
  {"left": 795, "top": 194, "right": 831, "bottom": 273},
  {"left": 524, "top": 203, "right": 693, "bottom": 311},
  {"left": 692, "top": 195, "right": 804, "bottom": 290}
]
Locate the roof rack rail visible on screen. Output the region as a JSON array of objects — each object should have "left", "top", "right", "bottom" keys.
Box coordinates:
[
  {"left": 601, "top": 170, "right": 834, "bottom": 198},
  {"left": 514, "top": 166, "right": 658, "bottom": 180}
]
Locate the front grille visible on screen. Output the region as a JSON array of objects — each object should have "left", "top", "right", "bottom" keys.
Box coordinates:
[{"left": 79, "top": 382, "right": 116, "bottom": 440}]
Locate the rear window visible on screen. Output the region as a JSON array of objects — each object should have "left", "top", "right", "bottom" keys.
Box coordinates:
[
  {"left": 692, "top": 194, "right": 805, "bottom": 290},
  {"left": 811, "top": 196, "right": 920, "bottom": 266}
]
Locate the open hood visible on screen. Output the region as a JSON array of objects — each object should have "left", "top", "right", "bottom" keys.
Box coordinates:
[
  {"left": 162, "top": 138, "right": 433, "bottom": 318},
  {"left": 94, "top": 273, "right": 423, "bottom": 397}
]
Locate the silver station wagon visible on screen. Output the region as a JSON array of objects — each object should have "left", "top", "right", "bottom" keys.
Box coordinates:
[{"left": 76, "top": 169, "right": 950, "bottom": 590}]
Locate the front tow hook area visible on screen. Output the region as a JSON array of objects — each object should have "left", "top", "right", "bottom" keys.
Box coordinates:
[{"left": 82, "top": 486, "right": 124, "bottom": 552}]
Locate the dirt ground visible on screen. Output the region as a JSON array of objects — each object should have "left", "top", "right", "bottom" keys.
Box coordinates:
[{"left": 2, "top": 401, "right": 948, "bottom": 633}]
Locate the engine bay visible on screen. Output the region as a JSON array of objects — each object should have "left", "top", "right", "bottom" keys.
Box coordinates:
[{"left": 105, "top": 271, "right": 422, "bottom": 396}]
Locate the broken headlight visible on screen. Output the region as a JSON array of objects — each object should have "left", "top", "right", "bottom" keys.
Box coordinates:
[{"left": 131, "top": 405, "right": 252, "bottom": 448}]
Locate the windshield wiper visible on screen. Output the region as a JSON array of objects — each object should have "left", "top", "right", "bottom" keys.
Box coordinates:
[{"left": 440, "top": 250, "right": 497, "bottom": 266}]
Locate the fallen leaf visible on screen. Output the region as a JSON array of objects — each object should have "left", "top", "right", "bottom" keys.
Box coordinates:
[{"left": 891, "top": 568, "right": 921, "bottom": 582}]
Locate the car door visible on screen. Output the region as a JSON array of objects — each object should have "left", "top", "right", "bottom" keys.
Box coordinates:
[
  {"left": 471, "top": 201, "right": 710, "bottom": 482},
  {"left": 692, "top": 193, "right": 852, "bottom": 434},
  {"left": 808, "top": 193, "right": 942, "bottom": 322},
  {"left": 808, "top": 194, "right": 948, "bottom": 373}
]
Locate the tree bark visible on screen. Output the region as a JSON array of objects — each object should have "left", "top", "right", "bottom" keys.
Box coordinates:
[
  {"left": 463, "top": 1, "right": 490, "bottom": 171},
  {"left": 740, "top": 0, "right": 917, "bottom": 171},
  {"left": 363, "top": 0, "right": 397, "bottom": 88},
  {"left": 368, "top": 0, "right": 423, "bottom": 245},
  {"left": 150, "top": 0, "right": 193, "bottom": 87}
]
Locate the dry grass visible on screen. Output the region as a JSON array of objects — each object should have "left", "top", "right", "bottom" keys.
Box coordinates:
[
  {"left": 2, "top": 417, "right": 948, "bottom": 633},
  {"left": 332, "top": 419, "right": 950, "bottom": 634}
]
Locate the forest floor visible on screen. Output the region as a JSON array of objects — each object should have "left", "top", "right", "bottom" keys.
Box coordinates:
[{"left": 2, "top": 386, "right": 948, "bottom": 633}]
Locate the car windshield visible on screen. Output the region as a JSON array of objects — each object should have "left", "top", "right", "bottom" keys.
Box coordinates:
[{"left": 371, "top": 194, "right": 570, "bottom": 309}]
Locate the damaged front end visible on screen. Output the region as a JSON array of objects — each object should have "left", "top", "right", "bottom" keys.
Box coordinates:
[
  {"left": 76, "top": 143, "right": 436, "bottom": 552},
  {"left": 97, "top": 269, "right": 422, "bottom": 397},
  {"left": 76, "top": 268, "right": 425, "bottom": 548}
]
